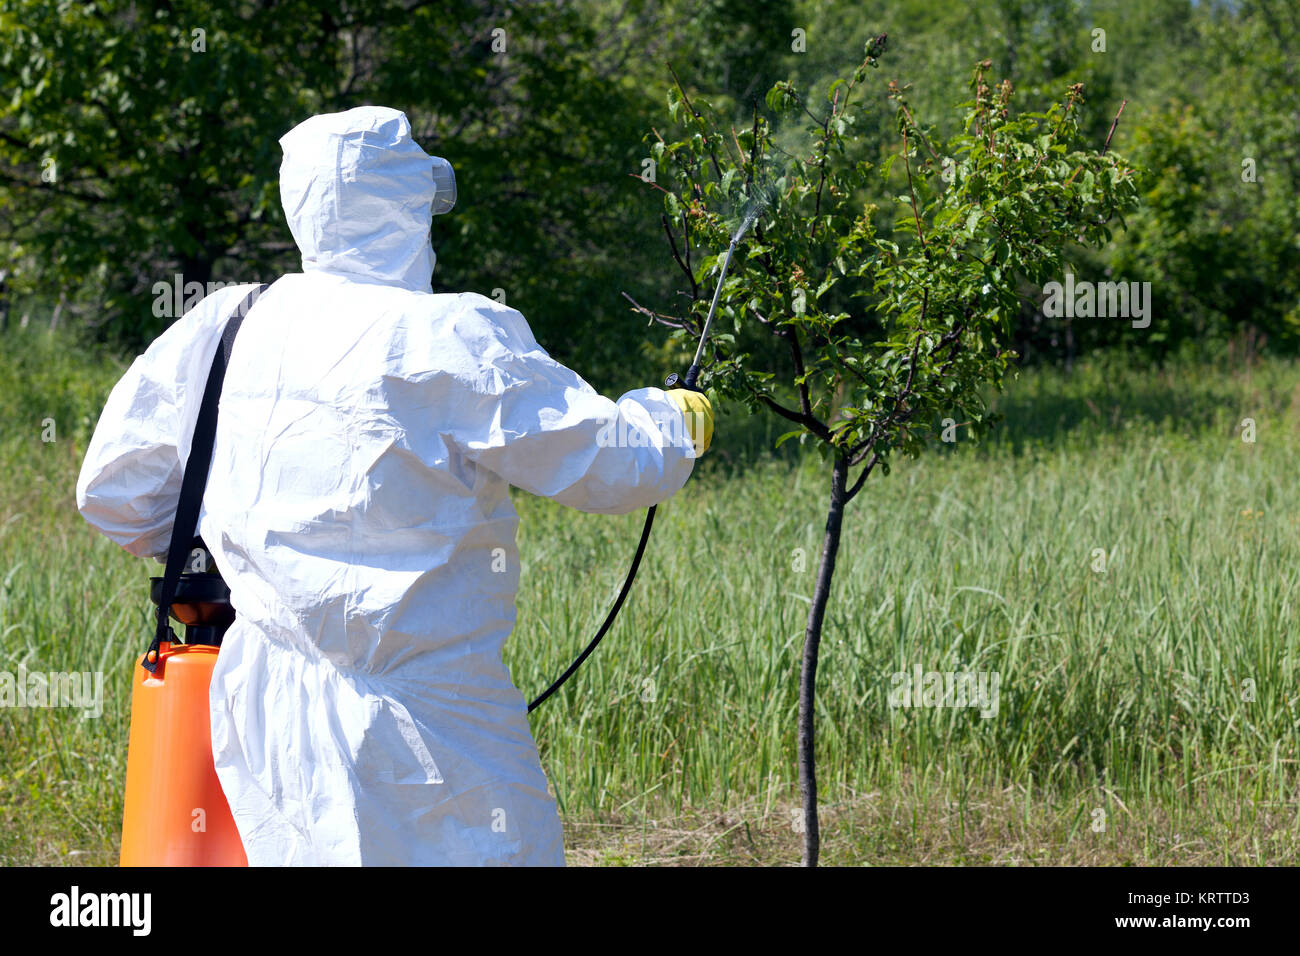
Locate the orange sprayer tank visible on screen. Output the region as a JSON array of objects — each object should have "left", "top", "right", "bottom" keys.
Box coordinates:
[{"left": 119, "top": 641, "right": 247, "bottom": 866}]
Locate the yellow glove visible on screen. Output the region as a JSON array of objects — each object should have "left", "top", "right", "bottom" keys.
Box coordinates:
[{"left": 664, "top": 388, "right": 713, "bottom": 456}]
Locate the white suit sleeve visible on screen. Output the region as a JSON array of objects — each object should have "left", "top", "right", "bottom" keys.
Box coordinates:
[
  {"left": 434, "top": 295, "right": 697, "bottom": 515},
  {"left": 75, "top": 285, "right": 260, "bottom": 558}
]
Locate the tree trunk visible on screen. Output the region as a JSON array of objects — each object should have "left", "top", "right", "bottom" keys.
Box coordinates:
[
  {"left": 49, "top": 291, "right": 66, "bottom": 332},
  {"left": 799, "top": 453, "right": 849, "bottom": 866}
]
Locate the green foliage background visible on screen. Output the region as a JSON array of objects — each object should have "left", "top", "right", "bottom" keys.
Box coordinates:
[{"left": 2, "top": 0, "right": 1296, "bottom": 387}]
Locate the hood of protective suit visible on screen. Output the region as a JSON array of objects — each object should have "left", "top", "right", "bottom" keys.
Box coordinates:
[{"left": 279, "top": 106, "right": 438, "bottom": 291}]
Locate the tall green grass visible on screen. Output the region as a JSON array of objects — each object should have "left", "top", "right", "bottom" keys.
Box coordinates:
[
  {"left": 513, "top": 352, "right": 1300, "bottom": 862},
  {"left": 0, "top": 330, "right": 134, "bottom": 864},
  {"left": 1, "top": 326, "right": 1296, "bottom": 864}
]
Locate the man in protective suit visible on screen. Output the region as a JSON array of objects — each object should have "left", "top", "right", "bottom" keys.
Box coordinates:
[{"left": 76, "top": 106, "right": 713, "bottom": 865}]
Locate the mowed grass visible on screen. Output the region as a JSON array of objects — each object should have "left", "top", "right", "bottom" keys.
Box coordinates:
[{"left": 1, "top": 328, "right": 1298, "bottom": 865}]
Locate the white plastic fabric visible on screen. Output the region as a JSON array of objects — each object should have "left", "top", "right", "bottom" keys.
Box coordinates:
[{"left": 76, "top": 106, "right": 698, "bottom": 865}]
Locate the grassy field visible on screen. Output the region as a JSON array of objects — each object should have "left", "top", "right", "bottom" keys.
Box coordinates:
[{"left": 2, "top": 328, "right": 1298, "bottom": 865}]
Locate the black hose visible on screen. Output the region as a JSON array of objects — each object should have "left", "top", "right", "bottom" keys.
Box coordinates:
[{"left": 527, "top": 504, "right": 657, "bottom": 712}]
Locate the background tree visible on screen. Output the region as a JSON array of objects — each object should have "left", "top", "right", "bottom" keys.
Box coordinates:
[
  {"left": 2, "top": 0, "right": 1297, "bottom": 384},
  {"left": 0, "top": 0, "right": 795, "bottom": 384}
]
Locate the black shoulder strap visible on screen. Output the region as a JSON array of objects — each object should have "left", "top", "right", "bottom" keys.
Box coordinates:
[{"left": 143, "top": 284, "right": 268, "bottom": 673}]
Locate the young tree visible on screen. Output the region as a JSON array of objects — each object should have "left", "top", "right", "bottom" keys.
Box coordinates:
[{"left": 643, "top": 37, "right": 1138, "bottom": 865}]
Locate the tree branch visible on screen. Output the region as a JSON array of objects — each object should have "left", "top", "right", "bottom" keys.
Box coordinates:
[
  {"left": 789, "top": 324, "right": 814, "bottom": 419},
  {"left": 808, "top": 89, "right": 838, "bottom": 240},
  {"left": 901, "top": 127, "right": 927, "bottom": 251},
  {"left": 621, "top": 290, "right": 686, "bottom": 328},
  {"left": 757, "top": 393, "right": 832, "bottom": 442},
  {"left": 845, "top": 452, "right": 879, "bottom": 502},
  {"left": 668, "top": 62, "right": 723, "bottom": 182},
  {"left": 662, "top": 213, "right": 698, "bottom": 300}
]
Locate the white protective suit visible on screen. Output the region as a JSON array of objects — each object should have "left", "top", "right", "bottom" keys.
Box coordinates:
[{"left": 76, "top": 106, "right": 699, "bottom": 865}]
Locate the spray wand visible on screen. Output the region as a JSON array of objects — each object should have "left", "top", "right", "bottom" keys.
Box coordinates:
[
  {"left": 528, "top": 192, "right": 767, "bottom": 712},
  {"left": 664, "top": 206, "right": 760, "bottom": 392}
]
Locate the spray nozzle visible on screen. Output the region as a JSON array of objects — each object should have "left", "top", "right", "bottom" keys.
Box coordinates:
[
  {"left": 732, "top": 180, "right": 778, "bottom": 240},
  {"left": 664, "top": 180, "right": 777, "bottom": 392}
]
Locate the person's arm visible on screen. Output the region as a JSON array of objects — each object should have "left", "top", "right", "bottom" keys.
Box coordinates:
[
  {"left": 431, "top": 294, "right": 698, "bottom": 514},
  {"left": 75, "top": 284, "right": 262, "bottom": 557}
]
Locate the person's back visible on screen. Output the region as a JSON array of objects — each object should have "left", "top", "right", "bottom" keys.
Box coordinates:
[
  {"left": 77, "top": 106, "right": 710, "bottom": 865},
  {"left": 206, "top": 278, "right": 565, "bottom": 865}
]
